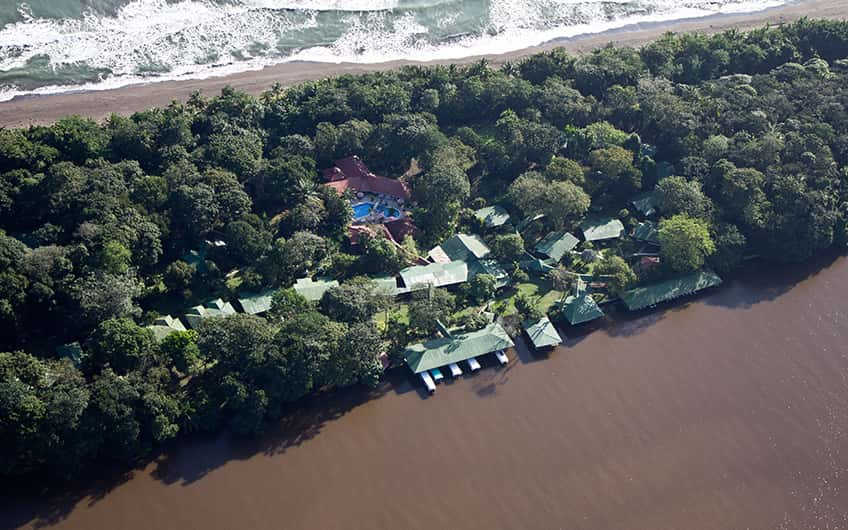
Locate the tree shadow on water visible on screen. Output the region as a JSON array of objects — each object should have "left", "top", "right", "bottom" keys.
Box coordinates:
[
  {"left": 704, "top": 253, "right": 843, "bottom": 309},
  {"left": 1, "top": 379, "right": 387, "bottom": 530},
  {"left": 559, "top": 318, "right": 604, "bottom": 346},
  {"left": 513, "top": 334, "right": 546, "bottom": 365},
  {"left": 151, "top": 382, "right": 391, "bottom": 487},
  {"left": 0, "top": 469, "right": 135, "bottom": 530},
  {"left": 261, "top": 385, "right": 389, "bottom": 457},
  {"left": 603, "top": 305, "right": 672, "bottom": 338}
]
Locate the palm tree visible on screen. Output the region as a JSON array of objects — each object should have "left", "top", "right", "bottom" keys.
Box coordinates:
[
  {"left": 294, "top": 176, "right": 322, "bottom": 208},
  {"left": 548, "top": 265, "right": 578, "bottom": 303}
]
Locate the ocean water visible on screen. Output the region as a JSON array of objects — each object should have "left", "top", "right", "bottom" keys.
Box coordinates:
[{"left": 0, "top": 0, "right": 786, "bottom": 101}]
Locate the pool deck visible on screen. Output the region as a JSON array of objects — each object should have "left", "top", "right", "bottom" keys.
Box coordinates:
[{"left": 351, "top": 192, "right": 407, "bottom": 224}]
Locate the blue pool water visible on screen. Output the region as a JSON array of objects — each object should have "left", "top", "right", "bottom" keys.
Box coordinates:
[
  {"left": 352, "top": 202, "right": 374, "bottom": 220},
  {"left": 352, "top": 202, "right": 401, "bottom": 221},
  {"left": 377, "top": 205, "right": 400, "bottom": 219}
]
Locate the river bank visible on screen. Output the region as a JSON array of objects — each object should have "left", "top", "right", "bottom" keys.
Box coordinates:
[
  {"left": 3, "top": 254, "right": 847, "bottom": 530},
  {"left": 1, "top": 0, "right": 848, "bottom": 128}
]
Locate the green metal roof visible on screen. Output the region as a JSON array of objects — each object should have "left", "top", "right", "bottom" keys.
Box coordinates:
[
  {"left": 474, "top": 205, "right": 511, "bottom": 228},
  {"left": 561, "top": 293, "right": 605, "bottom": 324},
  {"left": 535, "top": 231, "right": 579, "bottom": 261},
  {"left": 147, "top": 315, "right": 187, "bottom": 341},
  {"left": 372, "top": 276, "right": 399, "bottom": 293},
  {"left": 440, "top": 233, "right": 491, "bottom": 261},
  {"left": 237, "top": 290, "right": 276, "bottom": 315},
  {"left": 621, "top": 270, "right": 722, "bottom": 311},
  {"left": 630, "top": 192, "right": 657, "bottom": 217},
  {"left": 181, "top": 249, "right": 208, "bottom": 273},
  {"left": 524, "top": 316, "right": 563, "bottom": 349},
  {"left": 519, "top": 257, "right": 556, "bottom": 275},
  {"left": 468, "top": 258, "right": 510, "bottom": 288},
  {"left": 184, "top": 298, "right": 237, "bottom": 329},
  {"left": 56, "top": 342, "right": 84, "bottom": 366},
  {"left": 632, "top": 221, "right": 660, "bottom": 245},
  {"left": 436, "top": 233, "right": 509, "bottom": 288},
  {"left": 293, "top": 277, "right": 340, "bottom": 301},
  {"left": 399, "top": 261, "right": 468, "bottom": 290},
  {"left": 404, "top": 322, "right": 515, "bottom": 373},
  {"left": 580, "top": 217, "right": 624, "bottom": 242},
  {"left": 372, "top": 276, "right": 414, "bottom": 296}
]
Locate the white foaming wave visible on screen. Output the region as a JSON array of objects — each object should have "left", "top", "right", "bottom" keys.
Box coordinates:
[
  {"left": 289, "top": 0, "right": 789, "bottom": 63},
  {"left": 322, "top": 11, "right": 431, "bottom": 59},
  {"left": 0, "top": 0, "right": 318, "bottom": 72},
  {"left": 0, "top": 0, "right": 790, "bottom": 102},
  {"left": 258, "top": 0, "right": 400, "bottom": 10},
  {"left": 252, "top": 0, "right": 458, "bottom": 11}
]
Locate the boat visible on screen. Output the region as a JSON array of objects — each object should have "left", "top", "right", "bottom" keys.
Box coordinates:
[{"left": 420, "top": 372, "right": 436, "bottom": 393}]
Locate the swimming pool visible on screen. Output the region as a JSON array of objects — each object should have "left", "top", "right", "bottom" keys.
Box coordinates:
[
  {"left": 352, "top": 202, "right": 375, "bottom": 220},
  {"left": 352, "top": 202, "right": 401, "bottom": 221},
  {"left": 377, "top": 205, "right": 400, "bottom": 219}
]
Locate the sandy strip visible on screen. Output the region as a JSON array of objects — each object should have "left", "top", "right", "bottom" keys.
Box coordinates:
[{"left": 1, "top": 0, "right": 846, "bottom": 129}]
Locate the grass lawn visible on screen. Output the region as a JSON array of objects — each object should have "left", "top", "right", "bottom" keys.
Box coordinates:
[
  {"left": 452, "top": 305, "right": 483, "bottom": 320},
  {"left": 375, "top": 302, "right": 409, "bottom": 331},
  {"left": 374, "top": 275, "right": 565, "bottom": 331},
  {"left": 491, "top": 277, "right": 564, "bottom": 318}
]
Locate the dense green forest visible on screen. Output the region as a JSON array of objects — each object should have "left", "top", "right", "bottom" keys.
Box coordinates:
[{"left": 2, "top": 19, "right": 848, "bottom": 482}]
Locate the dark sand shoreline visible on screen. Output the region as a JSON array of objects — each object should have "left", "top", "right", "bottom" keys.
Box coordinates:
[{"left": 1, "top": 0, "right": 847, "bottom": 128}]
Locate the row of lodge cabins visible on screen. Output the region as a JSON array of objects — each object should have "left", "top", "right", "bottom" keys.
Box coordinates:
[
  {"left": 50, "top": 158, "right": 723, "bottom": 393},
  {"left": 392, "top": 208, "right": 722, "bottom": 393},
  {"left": 140, "top": 277, "right": 342, "bottom": 341}
]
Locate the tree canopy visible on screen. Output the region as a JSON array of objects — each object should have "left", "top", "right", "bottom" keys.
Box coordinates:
[{"left": 659, "top": 214, "right": 717, "bottom": 272}]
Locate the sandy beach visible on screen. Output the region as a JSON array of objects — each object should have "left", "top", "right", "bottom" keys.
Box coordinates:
[{"left": 0, "top": 0, "right": 846, "bottom": 129}]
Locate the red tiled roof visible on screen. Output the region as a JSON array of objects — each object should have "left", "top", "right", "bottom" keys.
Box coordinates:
[
  {"left": 427, "top": 246, "right": 452, "bottom": 264},
  {"left": 322, "top": 156, "right": 411, "bottom": 199},
  {"left": 637, "top": 256, "right": 661, "bottom": 275},
  {"left": 322, "top": 166, "right": 346, "bottom": 182},
  {"left": 384, "top": 217, "right": 418, "bottom": 242},
  {"left": 334, "top": 156, "right": 371, "bottom": 180},
  {"left": 323, "top": 156, "right": 369, "bottom": 182},
  {"left": 326, "top": 175, "right": 410, "bottom": 200}
]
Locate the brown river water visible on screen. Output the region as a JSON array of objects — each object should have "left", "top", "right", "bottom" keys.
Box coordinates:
[{"left": 3, "top": 255, "right": 848, "bottom": 530}]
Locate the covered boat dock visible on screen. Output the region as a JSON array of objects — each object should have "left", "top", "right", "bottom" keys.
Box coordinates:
[
  {"left": 404, "top": 322, "right": 514, "bottom": 393},
  {"left": 621, "top": 270, "right": 723, "bottom": 310}
]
